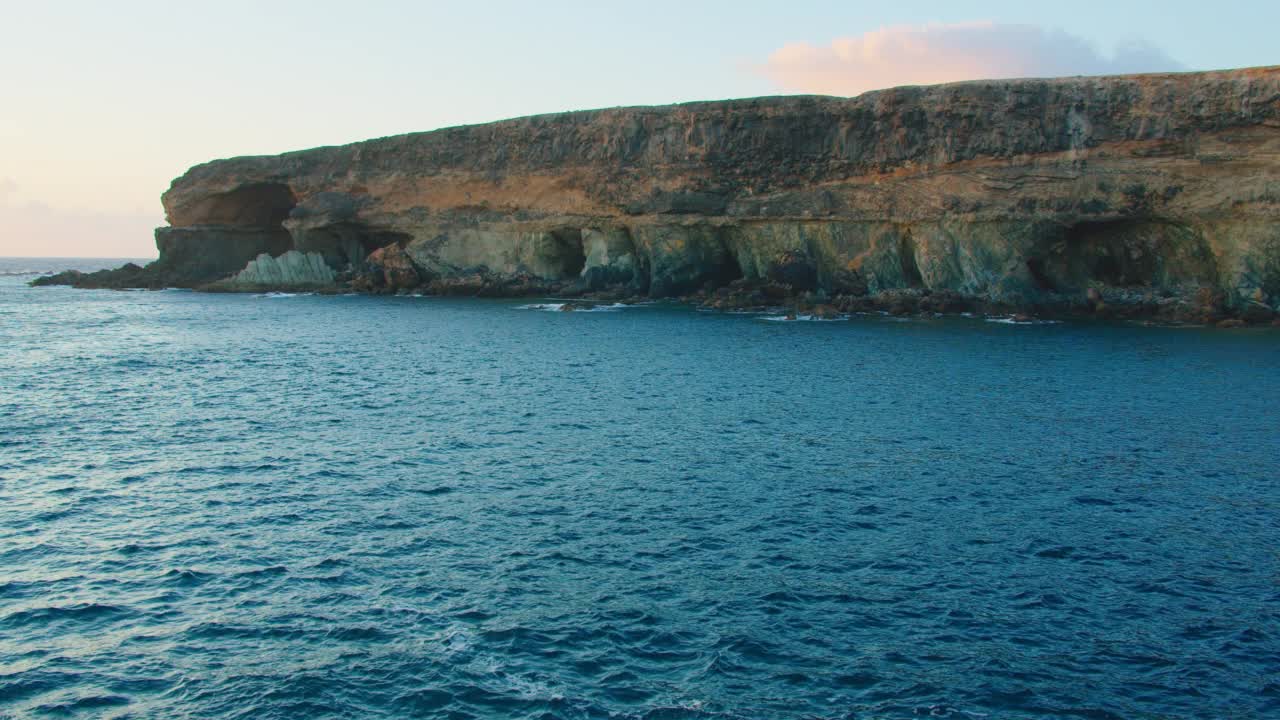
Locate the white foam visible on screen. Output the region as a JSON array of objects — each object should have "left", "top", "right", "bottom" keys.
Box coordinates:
[
  {"left": 515, "top": 302, "right": 631, "bottom": 313},
  {"left": 985, "top": 316, "right": 1061, "bottom": 325},
  {"left": 251, "top": 292, "right": 314, "bottom": 299},
  {"left": 758, "top": 314, "right": 845, "bottom": 322},
  {"left": 434, "top": 626, "right": 474, "bottom": 656},
  {"left": 502, "top": 674, "right": 562, "bottom": 701}
]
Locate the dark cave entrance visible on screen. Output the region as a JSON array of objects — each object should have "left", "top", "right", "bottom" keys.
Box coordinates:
[
  {"left": 899, "top": 232, "right": 924, "bottom": 288},
  {"left": 1028, "top": 218, "right": 1217, "bottom": 292},
  {"left": 188, "top": 183, "right": 297, "bottom": 265},
  {"left": 1064, "top": 220, "right": 1160, "bottom": 287},
  {"left": 548, "top": 229, "right": 587, "bottom": 279},
  {"left": 295, "top": 224, "right": 413, "bottom": 271},
  {"left": 200, "top": 183, "right": 297, "bottom": 228},
  {"left": 718, "top": 247, "right": 746, "bottom": 288},
  {"left": 1025, "top": 257, "right": 1056, "bottom": 292}
]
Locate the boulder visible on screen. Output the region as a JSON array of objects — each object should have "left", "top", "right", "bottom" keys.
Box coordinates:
[{"left": 366, "top": 244, "right": 420, "bottom": 291}]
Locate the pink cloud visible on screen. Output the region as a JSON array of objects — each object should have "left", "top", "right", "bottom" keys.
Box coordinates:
[
  {"left": 760, "top": 22, "right": 1183, "bottom": 96},
  {"left": 0, "top": 177, "right": 158, "bottom": 258},
  {"left": 0, "top": 196, "right": 160, "bottom": 259}
]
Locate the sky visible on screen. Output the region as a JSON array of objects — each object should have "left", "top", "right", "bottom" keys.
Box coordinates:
[{"left": 1, "top": 0, "right": 1276, "bottom": 258}]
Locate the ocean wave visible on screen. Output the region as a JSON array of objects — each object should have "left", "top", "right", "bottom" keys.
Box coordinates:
[
  {"left": 161, "top": 568, "right": 216, "bottom": 586},
  {"left": 0, "top": 270, "right": 53, "bottom": 277},
  {"left": 757, "top": 314, "right": 845, "bottom": 322},
  {"left": 515, "top": 302, "right": 631, "bottom": 312},
  {"left": 1, "top": 603, "right": 133, "bottom": 627},
  {"left": 985, "top": 316, "right": 1062, "bottom": 325},
  {"left": 29, "top": 694, "right": 132, "bottom": 715},
  {"left": 2, "top": 278, "right": 1275, "bottom": 720},
  {"left": 251, "top": 292, "right": 315, "bottom": 299}
]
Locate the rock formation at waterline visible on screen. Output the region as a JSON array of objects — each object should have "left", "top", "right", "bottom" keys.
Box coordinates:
[{"left": 38, "top": 67, "right": 1280, "bottom": 322}]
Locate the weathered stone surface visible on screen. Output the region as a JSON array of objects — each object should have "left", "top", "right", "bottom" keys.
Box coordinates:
[
  {"left": 31, "top": 263, "right": 154, "bottom": 289},
  {"left": 42, "top": 66, "right": 1280, "bottom": 322},
  {"left": 153, "top": 226, "right": 293, "bottom": 286},
  {"left": 211, "top": 250, "right": 336, "bottom": 290},
  {"left": 580, "top": 227, "right": 644, "bottom": 291},
  {"left": 356, "top": 243, "right": 421, "bottom": 292}
]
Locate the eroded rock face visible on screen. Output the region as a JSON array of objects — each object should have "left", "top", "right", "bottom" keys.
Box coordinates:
[
  {"left": 580, "top": 227, "right": 644, "bottom": 291},
  {"left": 51, "top": 67, "right": 1280, "bottom": 320},
  {"left": 212, "top": 251, "right": 336, "bottom": 290},
  {"left": 356, "top": 244, "right": 420, "bottom": 292},
  {"left": 153, "top": 226, "right": 294, "bottom": 285}
]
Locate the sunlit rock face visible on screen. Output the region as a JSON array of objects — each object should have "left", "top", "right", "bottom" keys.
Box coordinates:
[{"left": 85, "top": 67, "right": 1280, "bottom": 316}]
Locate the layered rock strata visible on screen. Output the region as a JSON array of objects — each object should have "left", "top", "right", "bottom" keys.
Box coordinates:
[{"left": 39, "top": 67, "right": 1280, "bottom": 323}]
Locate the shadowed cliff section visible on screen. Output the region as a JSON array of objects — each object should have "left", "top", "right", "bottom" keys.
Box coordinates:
[{"left": 38, "top": 66, "right": 1280, "bottom": 324}]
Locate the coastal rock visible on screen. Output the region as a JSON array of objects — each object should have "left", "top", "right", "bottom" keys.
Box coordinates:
[
  {"left": 811, "top": 304, "right": 842, "bottom": 319},
  {"left": 44, "top": 66, "right": 1280, "bottom": 323},
  {"left": 361, "top": 244, "right": 420, "bottom": 291},
  {"left": 212, "top": 250, "right": 336, "bottom": 290},
  {"left": 580, "top": 227, "right": 645, "bottom": 291},
  {"left": 153, "top": 225, "right": 294, "bottom": 285},
  {"left": 31, "top": 263, "right": 153, "bottom": 289}
]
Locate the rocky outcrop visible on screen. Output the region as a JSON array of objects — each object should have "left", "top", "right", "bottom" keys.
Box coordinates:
[
  {"left": 355, "top": 244, "right": 420, "bottom": 292},
  {"left": 41, "top": 67, "right": 1280, "bottom": 323},
  {"left": 210, "top": 250, "right": 335, "bottom": 290}
]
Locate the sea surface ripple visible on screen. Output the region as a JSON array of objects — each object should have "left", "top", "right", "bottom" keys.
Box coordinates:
[{"left": 2, "top": 259, "right": 1279, "bottom": 719}]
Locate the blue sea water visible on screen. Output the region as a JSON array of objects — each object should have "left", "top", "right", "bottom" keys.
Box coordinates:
[{"left": 1, "top": 257, "right": 1279, "bottom": 719}]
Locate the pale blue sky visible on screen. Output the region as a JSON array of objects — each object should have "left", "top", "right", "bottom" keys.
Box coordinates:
[{"left": 1, "top": 0, "right": 1276, "bottom": 256}]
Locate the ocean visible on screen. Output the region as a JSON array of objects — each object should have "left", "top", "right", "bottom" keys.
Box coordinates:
[{"left": 1, "top": 258, "right": 1278, "bottom": 719}]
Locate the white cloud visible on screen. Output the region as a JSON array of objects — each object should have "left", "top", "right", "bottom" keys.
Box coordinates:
[{"left": 760, "top": 22, "right": 1184, "bottom": 96}]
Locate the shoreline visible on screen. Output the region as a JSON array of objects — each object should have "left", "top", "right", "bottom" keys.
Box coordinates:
[{"left": 28, "top": 270, "right": 1280, "bottom": 329}]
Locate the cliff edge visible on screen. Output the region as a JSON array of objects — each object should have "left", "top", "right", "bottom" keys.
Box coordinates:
[{"left": 39, "top": 67, "right": 1280, "bottom": 323}]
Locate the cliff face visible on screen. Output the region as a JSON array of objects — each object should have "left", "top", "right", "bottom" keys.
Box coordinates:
[{"left": 50, "top": 67, "right": 1280, "bottom": 320}]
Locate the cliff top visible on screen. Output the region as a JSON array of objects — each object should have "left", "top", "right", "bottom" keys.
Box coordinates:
[
  {"left": 163, "top": 66, "right": 1280, "bottom": 227},
  {"left": 178, "top": 65, "right": 1280, "bottom": 170}
]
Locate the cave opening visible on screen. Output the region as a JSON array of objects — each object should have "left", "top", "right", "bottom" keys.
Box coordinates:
[
  {"left": 295, "top": 224, "right": 411, "bottom": 270},
  {"left": 199, "top": 183, "right": 297, "bottom": 227},
  {"left": 549, "top": 229, "right": 587, "bottom": 279},
  {"left": 898, "top": 233, "right": 924, "bottom": 288},
  {"left": 1026, "top": 258, "right": 1056, "bottom": 292},
  {"left": 716, "top": 246, "right": 746, "bottom": 288},
  {"left": 763, "top": 249, "right": 812, "bottom": 290},
  {"left": 1065, "top": 220, "right": 1159, "bottom": 287},
  {"left": 1030, "top": 218, "right": 1217, "bottom": 292}
]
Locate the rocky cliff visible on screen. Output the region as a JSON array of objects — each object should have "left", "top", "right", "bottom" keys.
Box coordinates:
[{"left": 40, "top": 67, "right": 1280, "bottom": 323}]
